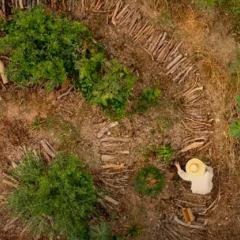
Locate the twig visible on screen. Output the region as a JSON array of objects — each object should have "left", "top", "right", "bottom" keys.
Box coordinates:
[{"left": 57, "top": 86, "right": 74, "bottom": 99}]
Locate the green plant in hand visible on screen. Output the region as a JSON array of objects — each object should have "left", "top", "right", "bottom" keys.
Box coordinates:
[
  {"left": 134, "top": 166, "right": 164, "bottom": 196},
  {"left": 135, "top": 88, "right": 161, "bottom": 113},
  {"left": 7, "top": 153, "right": 97, "bottom": 240}
]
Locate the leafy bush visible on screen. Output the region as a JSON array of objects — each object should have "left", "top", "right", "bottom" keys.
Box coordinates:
[
  {"left": 0, "top": 6, "right": 90, "bottom": 90},
  {"left": 7, "top": 153, "right": 97, "bottom": 239},
  {"left": 75, "top": 45, "right": 136, "bottom": 118},
  {"left": 135, "top": 88, "right": 161, "bottom": 113},
  {"left": 0, "top": 6, "right": 137, "bottom": 117},
  {"left": 134, "top": 166, "right": 164, "bottom": 196}
]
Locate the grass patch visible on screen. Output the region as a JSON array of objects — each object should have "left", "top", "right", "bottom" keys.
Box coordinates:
[
  {"left": 134, "top": 166, "right": 164, "bottom": 196},
  {"left": 7, "top": 153, "right": 97, "bottom": 240},
  {"left": 229, "top": 120, "right": 240, "bottom": 138}
]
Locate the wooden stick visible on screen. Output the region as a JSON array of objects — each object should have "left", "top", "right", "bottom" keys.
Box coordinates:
[
  {"left": 111, "top": 0, "right": 121, "bottom": 25},
  {"left": 173, "top": 216, "right": 205, "bottom": 229}
]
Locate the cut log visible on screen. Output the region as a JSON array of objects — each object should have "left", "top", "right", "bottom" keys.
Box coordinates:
[{"left": 182, "top": 208, "right": 195, "bottom": 224}]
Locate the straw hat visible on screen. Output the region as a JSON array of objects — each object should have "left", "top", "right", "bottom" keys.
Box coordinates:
[{"left": 186, "top": 158, "right": 206, "bottom": 176}]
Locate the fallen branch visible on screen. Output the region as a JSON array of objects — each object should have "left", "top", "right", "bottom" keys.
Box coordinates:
[{"left": 57, "top": 86, "right": 74, "bottom": 99}]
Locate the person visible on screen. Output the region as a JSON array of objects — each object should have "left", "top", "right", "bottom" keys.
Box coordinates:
[{"left": 175, "top": 158, "right": 213, "bottom": 195}]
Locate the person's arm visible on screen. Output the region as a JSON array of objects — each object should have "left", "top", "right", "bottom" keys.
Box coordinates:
[
  {"left": 206, "top": 166, "right": 214, "bottom": 178},
  {"left": 175, "top": 162, "right": 191, "bottom": 181}
]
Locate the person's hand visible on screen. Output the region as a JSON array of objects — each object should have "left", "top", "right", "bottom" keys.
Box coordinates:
[{"left": 174, "top": 161, "right": 181, "bottom": 171}]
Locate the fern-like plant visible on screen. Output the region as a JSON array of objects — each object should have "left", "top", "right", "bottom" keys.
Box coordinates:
[{"left": 7, "top": 153, "right": 97, "bottom": 240}]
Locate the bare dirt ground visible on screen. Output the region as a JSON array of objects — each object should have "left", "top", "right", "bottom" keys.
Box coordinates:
[{"left": 1, "top": 1, "right": 240, "bottom": 240}]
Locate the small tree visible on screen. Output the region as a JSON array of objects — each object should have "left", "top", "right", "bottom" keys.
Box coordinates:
[{"left": 7, "top": 153, "right": 97, "bottom": 239}]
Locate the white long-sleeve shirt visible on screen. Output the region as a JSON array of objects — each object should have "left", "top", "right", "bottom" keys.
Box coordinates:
[{"left": 177, "top": 166, "right": 213, "bottom": 195}]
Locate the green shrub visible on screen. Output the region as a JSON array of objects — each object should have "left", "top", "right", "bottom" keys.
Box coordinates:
[
  {"left": 7, "top": 153, "right": 97, "bottom": 240},
  {"left": 0, "top": 6, "right": 137, "bottom": 118},
  {"left": 75, "top": 45, "right": 136, "bottom": 118},
  {"left": 90, "top": 222, "right": 112, "bottom": 240},
  {"left": 134, "top": 166, "right": 164, "bottom": 196},
  {"left": 135, "top": 88, "right": 161, "bottom": 113},
  {"left": 0, "top": 6, "right": 91, "bottom": 90}
]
